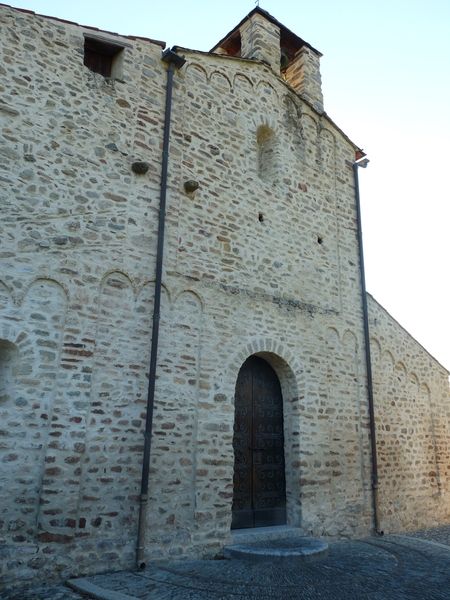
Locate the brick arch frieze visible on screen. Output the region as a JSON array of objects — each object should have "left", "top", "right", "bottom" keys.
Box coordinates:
[
  {"left": 137, "top": 279, "right": 172, "bottom": 306},
  {"left": 300, "top": 112, "right": 320, "bottom": 168},
  {"left": 209, "top": 70, "right": 232, "bottom": 90},
  {"left": 369, "top": 336, "right": 382, "bottom": 363},
  {"left": 255, "top": 79, "right": 280, "bottom": 103},
  {"left": 0, "top": 277, "right": 68, "bottom": 372},
  {"left": 134, "top": 283, "right": 204, "bottom": 319},
  {"left": 381, "top": 348, "right": 395, "bottom": 372},
  {"left": 184, "top": 62, "right": 208, "bottom": 83},
  {"left": 394, "top": 360, "right": 407, "bottom": 381},
  {"left": 283, "top": 93, "right": 303, "bottom": 119},
  {"left": 20, "top": 275, "right": 70, "bottom": 305},
  {"left": 374, "top": 341, "right": 439, "bottom": 394},
  {"left": 172, "top": 288, "right": 205, "bottom": 312},
  {"left": 99, "top": 268, "right": 137, "bottom": 297},
  {"left": 232, "top": 72, "right": 254, "bottom": 91},
  {"left": 301, "top": 111, "right": 319, "bottom": 129},
  {"left": 408, "top": 371, "right": 420, "bottom": 392},
  {"left": 342, "top": 328, "right": 359, "bottom": 352},
  {"left": 283, "top": 94, "right": 304, "bottom": 152}
]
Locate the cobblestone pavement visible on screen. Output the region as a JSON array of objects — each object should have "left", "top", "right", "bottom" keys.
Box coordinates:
[
  {"left": 403, "top": 524, "right": 450, "bottom": 547},
  {"left": 2, "top": 530, "right": 450, "bottom": 600},
  {"left": 0, "top": 584, "right": 92, "bottom": 600}
]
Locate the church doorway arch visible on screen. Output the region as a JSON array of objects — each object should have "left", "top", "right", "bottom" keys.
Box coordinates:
[{"left": 231, "top": 355, "right": 287, "bottom": 529}]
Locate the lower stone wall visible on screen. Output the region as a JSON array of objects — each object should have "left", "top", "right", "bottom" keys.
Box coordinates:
[
  {"left": 0, "top": 274, "right": 374, "bottom": 589},
  {"left": 3, "top": 285, "right": 450, "bottom": 588},
  {"left": 368, "top": 294, "right": 450, "bottom": 532}
]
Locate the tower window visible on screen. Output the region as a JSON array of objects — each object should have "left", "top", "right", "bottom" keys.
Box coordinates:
[{"left": 83, "top": 35, "right": 125, "bottom": 79}]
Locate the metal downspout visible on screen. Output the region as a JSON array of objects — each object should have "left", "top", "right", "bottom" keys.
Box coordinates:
[
  {"left": 136, "top": 48, "right": 186, "bottom": 570},
  {"left": 352, "top": 159, "right": 383, "bottom": 536}
]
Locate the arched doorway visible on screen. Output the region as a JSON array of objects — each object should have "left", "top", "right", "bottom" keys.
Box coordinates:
[{"left": 232, "top": 356, "right": 286, "bottom": 529}]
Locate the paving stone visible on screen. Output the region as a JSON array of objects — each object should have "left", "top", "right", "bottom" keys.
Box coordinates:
[{"left": 59, "top": 535, "right": 450, "bottom": 600}]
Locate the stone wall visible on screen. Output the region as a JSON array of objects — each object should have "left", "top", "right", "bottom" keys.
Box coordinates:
[
  {"left": 0, "top": 5, "right": 373, "bottom": 584},
  {"left": 146, "top": 48, "right": 373, "bottom": 559},
  {"left": 3, "top": 3, "right": 448, "bottom": 590},
  {"left": 0, "top": 4, "right": 166, "bottom": 586},
  {"left": 369, "top": 295, "right": 450, "bottom": 532}
]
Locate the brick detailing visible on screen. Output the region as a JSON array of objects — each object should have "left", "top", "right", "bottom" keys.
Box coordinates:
[{"left": 285, "top": 47, "right": 324, "bottom": 113}]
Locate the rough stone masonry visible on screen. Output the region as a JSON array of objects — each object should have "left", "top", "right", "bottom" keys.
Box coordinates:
[{"left": 0, "top": 4, "right": 449, "bottom": 589}]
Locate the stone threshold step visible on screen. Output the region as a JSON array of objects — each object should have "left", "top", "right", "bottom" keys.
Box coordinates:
[
  {"left": 230, "top": 525, "right": 306, "bottom": 544},
  {"left": 224, "top": 535, "right": 329, "bottom": 562}
]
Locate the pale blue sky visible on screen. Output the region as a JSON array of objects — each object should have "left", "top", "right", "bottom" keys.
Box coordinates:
[{"left": 5, "top": 0, "right": 450, "bottom": 368}]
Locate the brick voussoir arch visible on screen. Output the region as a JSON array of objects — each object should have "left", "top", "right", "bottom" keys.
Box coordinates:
[{"left": 229, "top": 338, "right": 302, "bottom": 381}]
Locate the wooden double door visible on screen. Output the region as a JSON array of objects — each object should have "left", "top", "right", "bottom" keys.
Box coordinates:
[{"left": 231, "top": 356, "right": 287, "bottom": 529}]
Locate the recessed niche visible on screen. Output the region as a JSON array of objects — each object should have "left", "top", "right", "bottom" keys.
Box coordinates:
[
  {"left": 256, "top": 125, "right": 277, "bottom": 182},
  {"left": 0, "top": 340, "right": 18, "bottom": 404}
]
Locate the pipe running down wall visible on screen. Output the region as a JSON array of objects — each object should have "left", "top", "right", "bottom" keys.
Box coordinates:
[
  {"left": 136, "top": 48, "right": 186, "bottom": 570},
  {"left": 352, "top": 159, "right": 383, "bottom": 537}
]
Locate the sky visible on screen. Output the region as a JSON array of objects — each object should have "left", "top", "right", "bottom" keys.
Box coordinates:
[{"left": 4, "top": 0, "right": 450, "bottom": 370}]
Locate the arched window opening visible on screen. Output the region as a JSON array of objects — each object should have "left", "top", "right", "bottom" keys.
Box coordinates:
[
  {"left": 257, "top": 125, "right": 277, "bottom": 181},
  {"left": 0, "top": 340, "right": 18, "bottom": 403}
]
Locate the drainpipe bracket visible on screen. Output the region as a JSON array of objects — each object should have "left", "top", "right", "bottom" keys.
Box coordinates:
[{"left": 162, "top": 47, "right": 186, "bottom": 69}]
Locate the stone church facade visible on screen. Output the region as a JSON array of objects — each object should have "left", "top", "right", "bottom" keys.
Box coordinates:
[{"left": 0, "top": 4, "right": 449, "bottom": 588}]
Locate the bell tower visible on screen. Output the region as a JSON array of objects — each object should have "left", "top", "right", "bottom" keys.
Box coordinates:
[{"left": 211, "top": 7, "right": 324, "bottom": 113}]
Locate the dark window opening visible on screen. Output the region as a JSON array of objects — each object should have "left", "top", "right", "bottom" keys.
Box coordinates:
[
  {"left": 84, "top": 37, "right": 124, "bottom": 78},
  {"left": 214, "top": 30, "right": 241, "bottom": 57}
]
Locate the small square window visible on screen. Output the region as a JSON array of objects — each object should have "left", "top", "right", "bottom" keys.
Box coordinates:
[{"left": 83, "top": 36, "right": 124, "bottom": 79}]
